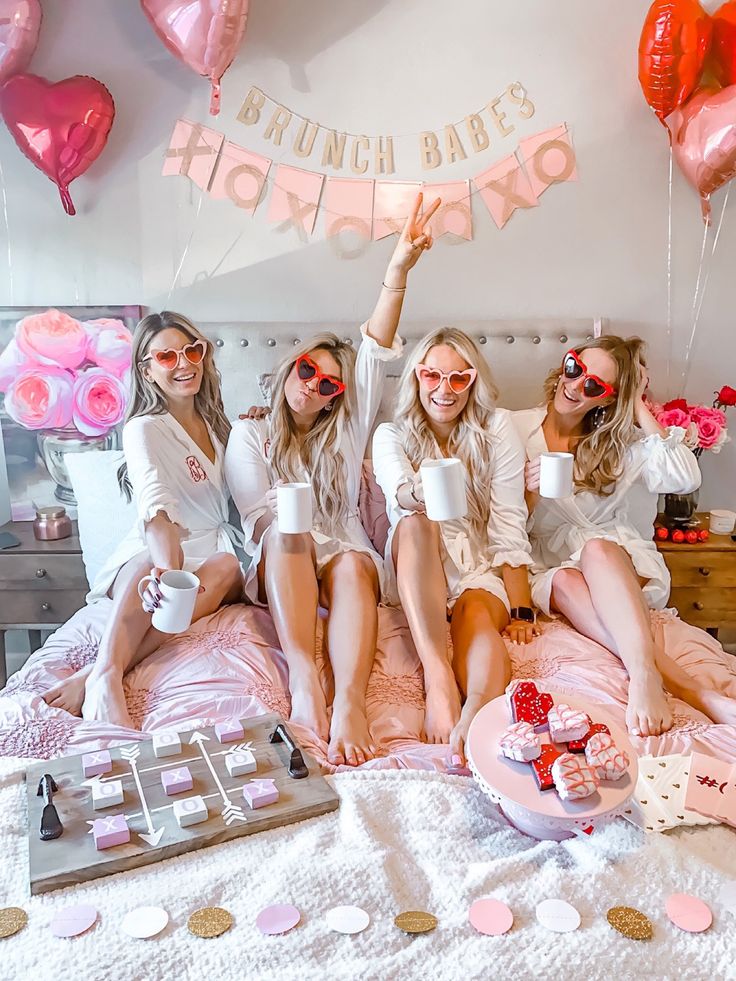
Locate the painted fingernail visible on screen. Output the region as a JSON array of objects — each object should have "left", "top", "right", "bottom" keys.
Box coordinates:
[{"left": 451, "top": 754, "right": 462, "bottom": 766}]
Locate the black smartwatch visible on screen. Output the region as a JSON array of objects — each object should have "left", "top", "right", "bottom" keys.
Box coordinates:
[{"left": 509, "top": 606, "right": 535, "bottom": 623}]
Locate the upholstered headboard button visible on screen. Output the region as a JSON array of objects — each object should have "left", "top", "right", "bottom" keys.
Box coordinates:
[
  {"left": 240, "top": 339, "right": 249, "bottom": 347},
  {"left": 292, "top": 338, "right": 301, "bottom": 346},
  {"left": 506, "top": 336, "right": 515, "bottom": 344},
  {"left": 215, "top": 338, "right": 224, "bottom": 347},
  {"left": 479, "top": 336, "right": 487, "bottom": 344},
  {"left": 267, "top": 338, "right": 276, "bottom": 347},
  {"left": 559, "top": 334, "right": 568, "bottom": 344},
  {"left": 532, "top": 335, "right": 541, "bottom": 344}
]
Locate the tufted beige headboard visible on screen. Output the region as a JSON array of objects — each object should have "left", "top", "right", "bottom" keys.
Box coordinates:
[{"left": 200, "top": 318, "right": 606, "bottom": 422}]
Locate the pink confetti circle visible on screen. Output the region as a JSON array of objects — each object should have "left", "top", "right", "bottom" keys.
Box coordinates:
[
  {"left": 665, "top": 893, "right": 712, "bottom": 933},
  {"left": 50, "top": 904, "right": 98, "bottom": 938},
  {"left": 469, "top": 898, "right": 514, "bottom": 936},
  {"left": 256, "top": 903, "right": 301, "bottom": 936}
]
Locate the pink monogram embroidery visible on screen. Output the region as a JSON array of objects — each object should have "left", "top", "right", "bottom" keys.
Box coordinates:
[{"left": 186, "top": 455, "right": 207, "bottom": 482}]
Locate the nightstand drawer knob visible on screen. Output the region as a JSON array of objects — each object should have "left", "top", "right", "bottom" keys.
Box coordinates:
[
  {"left": 35, "top": 568, "right": 47, "bottom": 579},
  {"left": 41, "top": 602, "right": 50, "bottom": 613},
  {"left": 693, "top": 601, "right": 705, "bottom": 611},
  {"left": 698, "top": 567, "right": 710, "bottom": 577}
]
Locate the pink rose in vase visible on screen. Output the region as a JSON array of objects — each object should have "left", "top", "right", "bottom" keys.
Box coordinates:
[
  {"left": 4, "top": 366, "right": 74, "bottom": 429},
  {"left": 658, "top": 406, "right": 691, "bottom": 429},
  {"left": 84, "top": 319, "right": 133, "bottom": 376},
  {"left": 15, "top": 309, "right": 88, "bottom": 369},
  {"left": 0, "top": 338, "right": 32, "bottom": 393},
  {"left": 72, "top": 368, "right": 127, "bottom": 436}
]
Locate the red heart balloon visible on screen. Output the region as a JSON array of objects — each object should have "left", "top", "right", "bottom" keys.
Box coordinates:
[
  {"left": 711, "top": 0, "right": 736, "bottom": 86},
  {"left": 0, "top": 73, "right": 115, "bottom": 216}
]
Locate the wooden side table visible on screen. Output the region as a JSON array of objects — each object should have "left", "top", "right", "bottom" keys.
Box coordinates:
[
  {"left": 0, "top": 520, "right": 88, "bottom": 686},
  {"left": 656, "top": 513, "right": 736, "bottom": 638}
]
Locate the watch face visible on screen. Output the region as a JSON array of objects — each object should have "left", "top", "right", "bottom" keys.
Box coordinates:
[{"left": 512, "top": 607, "right": 535, "bottom": 623}]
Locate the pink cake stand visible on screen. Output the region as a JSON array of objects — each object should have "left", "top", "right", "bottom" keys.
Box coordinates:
[{"left": 466, "top": 691, "right": 638, "bottom": 841}]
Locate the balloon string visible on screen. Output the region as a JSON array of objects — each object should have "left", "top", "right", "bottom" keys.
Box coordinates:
[
  {"left": 0, "top": 156, "right": 14, "bottom": 305},
  {"left": 666, "top": 142, "right": 673, "bottom": 399},
  {"left": 681, "top": 219, "right": 710, "bottom": 391},
  {"left": 682, "top": 187, "right": 731, "bottom": 391},
  {"left": 167, "top": 186, "right": 206, "bottom": 306}
]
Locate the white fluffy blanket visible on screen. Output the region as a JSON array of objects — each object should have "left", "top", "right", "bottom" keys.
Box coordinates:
[{"left": 2, "top": 759, "right": 734, "bottom": 981}]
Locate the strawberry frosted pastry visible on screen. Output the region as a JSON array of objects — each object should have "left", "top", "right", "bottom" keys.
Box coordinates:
[
  {"left": 499, "top": 722, "right": 542, "bottom": 762},
  {"left": 547, "top": 704, "right": 590, "bottom": 743},
  {"left": 551, "top": 752, "right": 599, "bottom": 801},
  {"left": 584, "top": 732, "right": 629, "bottom": 781}
]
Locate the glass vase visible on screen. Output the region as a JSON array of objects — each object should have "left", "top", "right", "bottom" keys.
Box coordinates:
[
  {"left": 662, "top": 490, "right": 700, "bottom": 527},
  {"left": 37, "top": 428, "right": 117, "bottom": 505}
]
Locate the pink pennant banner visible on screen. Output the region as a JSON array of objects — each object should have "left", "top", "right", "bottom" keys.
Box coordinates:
[
  {"left": 322, "top": 178, "right": 375, "bottom": 259},
  {"left": 373, "top": 181, "right": 422, "bottom": 241},
  {"left": 162, "top": 119, "right": 223, "bottom": 191},
  {"left": 472, "top": 153, "right": 538, "bottom": 230},
  {"left": 422, "top": 180, "right": 473, "bottom": 240},
  {"left": 210, "top": 142, "right": 271, "bottom": 215},
  {"left": 517, "top": 124, "right": 578, "bottom": 198},
  {"left": 267, "top": 164, "right": 324, "bottom": 240}
]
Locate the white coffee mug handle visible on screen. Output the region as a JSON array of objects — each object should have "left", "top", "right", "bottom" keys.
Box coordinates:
[{"left": 137, "top": 574, "right": 157, "bottom": 600}]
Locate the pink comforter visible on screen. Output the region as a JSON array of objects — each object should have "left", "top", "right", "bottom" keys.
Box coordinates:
[{"left": 1, "top": 601, "right": 735, "bottom": 767}]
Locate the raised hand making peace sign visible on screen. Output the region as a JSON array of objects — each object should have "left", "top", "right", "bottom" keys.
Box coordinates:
[{"left": 389, "top": 192, "right": 441, "bottom": 274}]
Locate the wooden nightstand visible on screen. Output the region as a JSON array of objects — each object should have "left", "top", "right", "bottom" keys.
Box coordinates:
[
  {"left": 0, "top": 520, "right": 88, "bottom": 686},
  {"left": 656, "top": 513, "right": 736, "bottom": 637}
]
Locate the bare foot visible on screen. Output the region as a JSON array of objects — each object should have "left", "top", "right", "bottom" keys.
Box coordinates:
[
  {"left": 82, "top": 670, "right": 134, "bottom": 729},
  {"left": 423, "top": 667, "right": 462, "bottom": 744},
  {"left": 327, "top": 697, "right": 378, "bottom": 767},
  {"left": 288, "top": 663, "right": 329, "bottom": 743},
  {"left": 626, "top": 672, "right": 673, "bottom": 737},
  {"left": 697, "top": 689, "right": 736, "bottom": 726},
  {"left": 43, "top": 666, "right": 92, "bottom": 716},
  {"left": 449, "top": 693, "right": 487, "bottom": 766}
]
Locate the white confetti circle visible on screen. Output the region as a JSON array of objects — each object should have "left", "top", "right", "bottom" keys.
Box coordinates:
[
  {"left": 535, "top": 898, "right": 581, "bottom": 933},
  {"left": 326, "top": 905, "right": 370, "bottom": 935},
  {"left": 121, "top": 906, "right": 169, "bottom": 939}
]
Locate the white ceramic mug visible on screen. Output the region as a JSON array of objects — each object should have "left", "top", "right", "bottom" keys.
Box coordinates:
[
  {"left": 710, "top": 509, "right": 736, "bottom": 535},
  {"left": 420, "top": 458, "right": 468, "bottom": 522},
  {"left": 277, "top": 482, "right": 313, "bottom": 534},
  {"left": 539, "top": 452, "right": 574, "bottom": 499},
  {"left": 138, "top": 570, "right": 200, "bottom": 634}
]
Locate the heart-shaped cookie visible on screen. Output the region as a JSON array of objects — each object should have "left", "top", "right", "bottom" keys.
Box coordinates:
[
  {"left": 567, "top": 722, "right": 610, "bottom": 753},
  {"left": 585, "top": 732, "right": 629, "bottom": 781},
  {"left": 531, "top": 744, "right": 563, "bottom": 792},
  {"left": 507, "top": 681, "right": 553, "bottom": 730},
  {"left": 552, "top": 752, "right": 599, "bottom": 801},
  {"left": 548, "top": 704, "right": 590, "bottom": 742},
  {"left": 499, "top": 722, "right": 541, "bottom": 763}
]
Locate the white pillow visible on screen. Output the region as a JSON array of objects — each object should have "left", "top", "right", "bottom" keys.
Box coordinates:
[{"left": 66, "top": 450, "right": 136, "bottom": 587}]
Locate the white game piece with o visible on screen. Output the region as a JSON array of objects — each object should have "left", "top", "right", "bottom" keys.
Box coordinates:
[
  {"left": 226, "top": 749, "right": 257, "bottom": 777},
  {"left": 92, "top": 778, "right": 124, "bottom": 810},
  {"left": 152, "top": 731, "right": 181, "bottom": 759},
  {"left": 173, "top": 795, "right": 209, "bottom": 828}
]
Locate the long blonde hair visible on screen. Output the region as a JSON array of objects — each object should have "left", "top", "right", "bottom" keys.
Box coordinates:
[
  {"left": 118, "top": 311, "right": 230, "bottom": 499},
  {"left": 267, "top": 333, "right": 356, "bottom": 531},
  {"left": 394, "top": 328, "right": 499, "bottom": 543},
  {"left": 543, "top": 335, "right": 645, "bottom": 495}
]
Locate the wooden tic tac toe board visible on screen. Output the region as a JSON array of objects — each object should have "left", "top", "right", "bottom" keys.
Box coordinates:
[{"left": 25, "top": 713, "right": 339, "bottom": 895}]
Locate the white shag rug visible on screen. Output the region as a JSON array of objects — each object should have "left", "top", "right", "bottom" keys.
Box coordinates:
[{"left": 1, "top": 758, "right": 735, "bottom": 981}]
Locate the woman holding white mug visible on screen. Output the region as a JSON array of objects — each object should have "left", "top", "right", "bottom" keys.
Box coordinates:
[
  {"left": 44, "top": 312, "right": 244, "bottom": 728},
  {"left": 515, "top": 336, "right": 736, "bottom": 737},
  {"left": 372, "top": 328, "right": 534, "bottom": 764},
  {"left": 226, "top": 193, "right": 440, "bottom": 767}
]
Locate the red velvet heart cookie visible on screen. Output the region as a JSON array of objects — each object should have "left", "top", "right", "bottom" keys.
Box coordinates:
[
  {"left": 507, "top": 680, "right": 554, "bottom": 730},
  {"left": 567, "top": 722, "right": 610, "bottom": 753},
  {"left": 531, "top": 744, "right": 563, "bottom": 792}
]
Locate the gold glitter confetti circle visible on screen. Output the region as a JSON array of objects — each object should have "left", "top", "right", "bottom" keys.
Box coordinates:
[
  {"left": 0, "top": 908, "right": 28, "bottom": 939},
  {"left": 607, "top": 906, "right": 653, "bottom": 941},
  {"left": 187, "top": 907, "right": 233, "bottom": 939},
  {"left": 394, "top": 910, "right": 438, "bottom": 935}
]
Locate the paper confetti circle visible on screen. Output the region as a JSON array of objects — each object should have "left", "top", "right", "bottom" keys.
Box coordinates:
[
  {"left": 665, "top": 893, "right": 712, "bottom": 933},
  {"left": 121, "top": 906, "right": 169, "bottom": 939},
  {"left": 394, "top": 910, "right": 438, "bottom": 934},
  {"left": 326, "top": 905, "right": 370, "bottom": 935},
  {"left": 0, "top": 908, "right": 27, "bottom": 939},
  {"left": 50, "top": 905, "right": 98, "bottom": 939},
  {"left": 469, "top": 898, "right": 514, "bottom": 936},
  {"left": 256, "top": 904, "right": 301, "bottom": 936},
  {"left": 607, "top": 906, "right": 653, "bottom": 940},
  {"left": 535, "top": 899, "right": 580, "bottom": 933},
  {"left": 188, "top": 907, "right": 233, "bottom": 938}
]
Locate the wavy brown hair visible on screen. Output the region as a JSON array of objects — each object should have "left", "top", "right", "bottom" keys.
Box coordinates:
[
  {"left": 543, "top": 335, "right": 645, "bottom": 495},
  {"left": 118, "top": 311, "right": 230, "bottom": 499}
]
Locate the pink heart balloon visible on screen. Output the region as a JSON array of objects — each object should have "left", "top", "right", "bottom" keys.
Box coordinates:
[
  {"left": 0, "top": 0, "right": 42, "bottom": 85},
  {"left": 669, "top": 84, "right": 736, "bottom": 224},
  {"left": 140, "top": 0, "right": 249, "bottom": 115},
  {"left": 0, "top": 73, "right": 115, "bottom": 216}
]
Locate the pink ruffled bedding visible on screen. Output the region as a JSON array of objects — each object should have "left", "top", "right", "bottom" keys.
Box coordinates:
[{"left": 1, "top": 600, "right": 735, "bottom": 767}]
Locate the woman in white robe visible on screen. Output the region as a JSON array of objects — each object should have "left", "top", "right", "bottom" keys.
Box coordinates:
[
  {"left": 372, "top": 328, "right": 534, "bottom": 764},
  {"left": 226, "top": 193, "right": 440, "bottom": 767},
  {"left": 44, "top": 312, "right": 243, "bottom": 728},
  {"left": 516, "top": 335, "right": 736, "bottom": 736}
]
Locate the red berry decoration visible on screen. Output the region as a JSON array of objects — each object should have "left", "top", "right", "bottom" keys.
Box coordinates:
[
  {"left": 685, "top": 530, "right": 699, "bottom": 544},
  {"left": 655, "top": 527, "right": 670, "bottom": 541},
  {"left": 672, "top": 530, "right": 686, "bottom": 543},
  {"left": 698, "top": 529, "right": 710, "bottom": 542}
]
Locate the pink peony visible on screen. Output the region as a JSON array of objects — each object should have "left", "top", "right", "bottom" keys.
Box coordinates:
[
  {"left": 5, "top": 366, "right": 74, "bottom": 430},
  {"left": 695, "top": 415, "right": 726, "bottom": 450},
  {"left": 15, "top": 309, "right": 88, "bottom": 369},
  {"left": 83, "top": 319, "right": 133, "bottom": 376},
  {"left": 690, "top": 405, "right": 727, "bottom": 428},
  {"left": 72, "top": 368, "right": 127, "bottom": 436},
  {"left": 0, "top": 338, "right": 32, "bottom": 393},
  {"left": 658, "top": 407, "right": 691, "bottom": 429}
]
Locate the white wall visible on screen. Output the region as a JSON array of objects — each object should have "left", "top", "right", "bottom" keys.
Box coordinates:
[{"left": 0, "top": 0, "right": 734, "bottom": 506}]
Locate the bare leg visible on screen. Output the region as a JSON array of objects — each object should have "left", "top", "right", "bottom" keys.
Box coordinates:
[
  {"left": 449, "top": 590, "right": 511, "bottom": 764},
  {"left": 260, "top": 529, "right": 328, "bottom": 742},
  {"left": 319, "top": 551, "right": 380, "bottom": 767},
  {"left": 50, "top": 553, "right": 243, "bottom": 719},
  {"left": 392, "top": 514, "right": 461, "bottom": 744},
  {"left": 552, "top": 566, "right": 736, "bottom": 727}
]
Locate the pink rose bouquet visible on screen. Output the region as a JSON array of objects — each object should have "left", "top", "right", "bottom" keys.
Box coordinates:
[{"left": 648, "top": 390, "right": 732, "bottom": 458}]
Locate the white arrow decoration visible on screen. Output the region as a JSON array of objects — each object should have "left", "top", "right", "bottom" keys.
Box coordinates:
[
  {"left": 190, "top": 731, "right": 247, "bottom": 825},
  {"left": 119, "top": 745, "right": 165, "bottom": 846}
]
